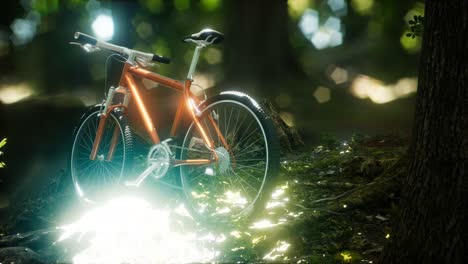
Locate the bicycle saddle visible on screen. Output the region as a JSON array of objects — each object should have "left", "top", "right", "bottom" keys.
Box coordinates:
[{"left": 183, "top": 29, "right": 224, "bottom": 45}]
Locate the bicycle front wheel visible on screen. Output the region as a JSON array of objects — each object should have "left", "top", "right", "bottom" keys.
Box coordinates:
[
  {"left": 179, "top": 92, "right": 280, "bottom": 222},
  {"left": 70, "top": 106, "right": 133, "bottom": 203}
]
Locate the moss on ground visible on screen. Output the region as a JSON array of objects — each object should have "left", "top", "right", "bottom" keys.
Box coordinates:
[
  {"left": 215, "top": 135, "right": 407, "bottom": 263},
  {"left": 1, "top": 135, "right": 408, "bottom": 263}
]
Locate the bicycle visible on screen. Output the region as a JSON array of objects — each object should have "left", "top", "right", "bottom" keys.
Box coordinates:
[{"left": 69, "top": 29, "right": 280, "bottom": 222}]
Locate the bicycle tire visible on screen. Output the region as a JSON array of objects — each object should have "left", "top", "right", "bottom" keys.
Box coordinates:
[
  {"left": 70, "top": 105, "right": 133, "bottom": 203},
  {"left": 179, "top": 91, "right": 280, "bottom": 223}
]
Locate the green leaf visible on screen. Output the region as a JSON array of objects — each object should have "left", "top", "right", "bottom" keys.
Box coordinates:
[{"left": 0, "top": 138, "right": 6, "bottom": 148}]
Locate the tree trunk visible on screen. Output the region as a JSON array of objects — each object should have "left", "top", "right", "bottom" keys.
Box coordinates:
[
  {"left": 380, "top": 1, "right": 468, "bottom": 263},
  {"left": 223, "top": 0, "right": 303, "bottom": 97}
]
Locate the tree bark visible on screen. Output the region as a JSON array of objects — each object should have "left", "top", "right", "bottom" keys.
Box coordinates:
[{"left": 380, "top": 1, "right": 468, "bottom": 263}]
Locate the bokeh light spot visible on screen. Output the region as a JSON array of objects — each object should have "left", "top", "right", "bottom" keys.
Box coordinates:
[
  {"left": 351, "top": 75, "right": 418, "bottom": 104},
  {"left": 313, "top": 86, "right": 331, "bottom": 103},
  {"left": 92, "top": 14, "right": 114, "bottom": 40},
  {"left": 289, "top": 0, "right": 310, "bottom": 18},
  {"left": 324, "top": 16, "right": 341, "bottom": 32},
  {"left": 327, "top": 0, "right": 347, "bottom": 15},
  {"left": 192, "top": 74, "right": 216, "bottom": 91},
  {"left": 400, "top": 32, "right": 421, "bottom": 53},
  {"left": 311, "top": 29, "right": 330, "bottom": 49},
  {"left": 137, "top": 22, "right": 153, "bottom": 39},
  {"left": 351, "top": 0, "right": 374, "bottom": 15},
  {"left": 328, "top": 66, "right": 348, "bottom": 84},
  {"left": 204, "top": 48, "right": 222, "bottom": 64},
  {"left": 299, "top": 9, "right": 319, "bottom": 37},
  {"left": 0, "top": 83, "right": 34, "bottom": 104},
  {"left": 201, "top": 0, "right": 220, "bottom": 11},
  {"left": 301, "top": 12, "right": 343, "bottom": 49},
  {"left": 10, "top": 14, "right": 39, "bottom": 45}
]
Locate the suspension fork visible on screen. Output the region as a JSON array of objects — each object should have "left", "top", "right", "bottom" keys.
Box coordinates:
[
  {"left": 89, "top": 115, "right": 107, "bottom": 160},
  {"left": 89, "top": 86, "right": 130, "bottom": 161}
]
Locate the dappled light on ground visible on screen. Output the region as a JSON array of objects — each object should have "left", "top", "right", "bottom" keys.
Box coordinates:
[
  {"left": 58, "top": 197, "right": 218, "bottom": 263},
  {"left": 57, "top": 183, "right": 299, "bottom": 263}
]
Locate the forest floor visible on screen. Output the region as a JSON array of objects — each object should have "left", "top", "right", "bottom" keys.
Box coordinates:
[{"left": 0, "top": 135, "right": 407, "bottom": 263}]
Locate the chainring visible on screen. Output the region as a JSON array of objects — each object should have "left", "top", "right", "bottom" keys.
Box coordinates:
[{"left": 147, "top": 143, "right": 173, "bottom": 179}]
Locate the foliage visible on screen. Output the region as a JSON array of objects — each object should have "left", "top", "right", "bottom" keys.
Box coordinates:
[
  {"left": 406, "top": 15, "right": 424, "bottom": 38},
  {"left": 0, "top": 138, "right": 6, "bottom": 168}
]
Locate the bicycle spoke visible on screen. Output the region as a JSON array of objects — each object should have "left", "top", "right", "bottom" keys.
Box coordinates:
[
  {"left": 180, "top": 100, "right": 271, "bottom": 220},
  {"left": 235, "top": 158, "right": 265, "bottom": 162},
  {"left": 235, "top": 146, "right": 265, "bottom": 159},
  {"left": 231, "top": 169, "right": 258, "bottom": 195},
  {"left": 235, "top": 166, "right": 263, "bottom": 184},
  {"left": 71, "top": 111, "right": 128, "bottom": 201},
  {"left": 235, "top": 164, "right": 266, "bottom": 172}
]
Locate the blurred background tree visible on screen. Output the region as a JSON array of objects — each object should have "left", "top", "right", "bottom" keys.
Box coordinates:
[{"left": 0, "top": 0, "right": 424, "bottom": 139}]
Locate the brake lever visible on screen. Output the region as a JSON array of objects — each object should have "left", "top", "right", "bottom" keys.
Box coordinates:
[{"left": 69, "top": 42, "right": 101, "bottom": 53}]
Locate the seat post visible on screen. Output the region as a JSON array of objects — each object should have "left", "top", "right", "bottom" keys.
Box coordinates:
[{"left": 187, "top": 44, "right": 203, "bottom": 81}]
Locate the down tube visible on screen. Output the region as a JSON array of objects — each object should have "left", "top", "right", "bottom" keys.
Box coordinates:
[{"left": 124, "top": 72, "right": 160, "bottom": 144}]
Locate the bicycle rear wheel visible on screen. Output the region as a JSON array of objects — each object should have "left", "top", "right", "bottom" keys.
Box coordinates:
[
  {"left": 179, "top": 92, "right": 280, "bottom": 222},
  {"left": 70, "top": 106, "right": 133, "bottom": 202}
]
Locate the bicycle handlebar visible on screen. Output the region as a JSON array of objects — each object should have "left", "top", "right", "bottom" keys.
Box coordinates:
[
  {"left": 74, "top": 32, "right": 171, "bottom": 64},
  {"left": 151, "top": 54, "right": 171, "bottom": 64},
  {"left": 74, "top": 32, "right": 98, "bottom": 45}
]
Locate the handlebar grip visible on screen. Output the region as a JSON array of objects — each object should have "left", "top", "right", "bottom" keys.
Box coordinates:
[
  {"left": 74, "top": 32, "right": 98, "bottom": 45},
  {"left": 152, "top": 54, "right": 171, "bottom": 64}
]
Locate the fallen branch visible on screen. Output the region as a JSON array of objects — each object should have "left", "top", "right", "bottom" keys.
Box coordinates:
[
  {"left": 310, "top": 187, "right": 362, "bottom": 204},
  {"left": 292, "top": 204, "right": 343, "bottom": 215}
]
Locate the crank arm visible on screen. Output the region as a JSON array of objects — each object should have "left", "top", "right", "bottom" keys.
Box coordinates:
[{"left": 125, "top": 162, "right": 160, "bottom": 187}]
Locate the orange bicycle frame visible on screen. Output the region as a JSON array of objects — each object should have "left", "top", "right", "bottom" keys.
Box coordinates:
[{"left": 89, "top": 62, "right": 229, "bottom": 166}]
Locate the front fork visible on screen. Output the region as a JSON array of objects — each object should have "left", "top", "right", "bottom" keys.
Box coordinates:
[{"left": 89, "top": 86, "right": 130, "bottom": 161}]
